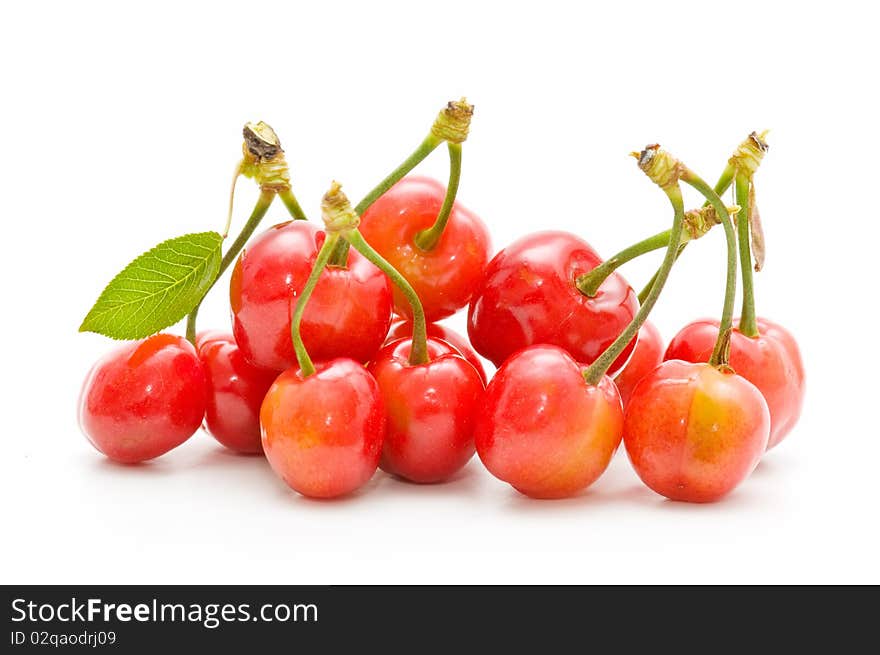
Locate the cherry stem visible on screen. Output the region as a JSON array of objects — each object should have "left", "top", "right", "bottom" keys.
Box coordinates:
[
  {"left": 185, "top": 190, "right": 275, "bottom": 344},
  {"left": 356, "top": 135, "right": 442, "bottom": 216},
  {"left": 326, "top": 134, "right": 443, "bottom": 267},
  {"left": 680, "top": 171, "right": 738, "bottom": 367},
  {"left": 577, "top": 230, "right": 672, "bottom": 297},
  {"left": 345, "top": 229, "right": 429, "bottom": 366},
  {"left": 290, "top": 232, "right": 341, "bottom": 377},
  {"left": 278, "top": 188, "right": 308, "bottom": 221},
  {"left": 636, "top": 165, "right": 735, "bottom": 303},
  {"left": 583, "top": 185, "right": 685, "bottom": 386},
  {"left": 413, "top": 142, "right": 462, "bottom": 251},
  {"left": 735, "top": 172, "right": 759, "bottom": 337},
  {"left": 713, "top": 164, "right": 736, "bottom": 208}
]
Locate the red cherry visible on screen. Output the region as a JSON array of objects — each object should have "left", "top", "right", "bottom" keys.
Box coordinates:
[
  {"left": 78, "top": 334, "right": 207, "bottom": 464},
  {"left": 614, "top": 321, "right": 664, "bottom": 408},
  {"left": 664, "top": 317, "right": 804, "bottom": 449},
  {"left": 474, "top": 345, "right": 623, "bottom": 499},
  {"left": 196, "top": 332, "right": 278, "bottom": 454},
  {"left": 385, "top": 319, "right": 487, "bottom": 384},
  {"left": 359, "top": 176, "right": 491, "bottom": 321},
  {"left": 467, "top": 231, "right": 638, "bottom": 374},
  {"left": 624, "top": 360, "right": 770, "bottom": 502},
  {"left": 368, "top": 338, "right": 484, "bottom": 483},
  {"left": 230, "top": 220, "right": 392, "bottom": 372},
  {"left": 260, "top": 358, "right": 384, "bottom": 498}
]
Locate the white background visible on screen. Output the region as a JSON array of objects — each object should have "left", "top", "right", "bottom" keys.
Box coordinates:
[{"left": 2, "top": 1, "right": 877, "bottom": 584}]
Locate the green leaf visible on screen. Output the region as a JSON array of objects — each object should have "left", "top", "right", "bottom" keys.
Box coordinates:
[{"left": 79, "top": 232, "right": 223, "bottom": 340}]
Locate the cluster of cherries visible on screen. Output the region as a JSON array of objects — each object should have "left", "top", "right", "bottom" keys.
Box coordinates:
[{"left": 79, "top": 100, "right": 804, "bottom": 502}]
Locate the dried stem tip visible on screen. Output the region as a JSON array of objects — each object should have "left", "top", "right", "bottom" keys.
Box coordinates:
[
  {"left": 681, "top": 204, "right": 740, "bottom": 242},
  {"left": 631, "top": 144, "right": 684, "bottom": 190},
  {"left": 321, "top": 181, "right": 360, "bottom": 233},
  {"left": 239, "top": 121, "right": 291, "bottom": 191},
  {"left": 728, "top": 130, "right": 769, "bottom": 179},
  {"left": 243, "top": 121, "right": 282, "bottom": 160},
  {"left": 430, "top": 98, "right": 474, "bottom": 144}
]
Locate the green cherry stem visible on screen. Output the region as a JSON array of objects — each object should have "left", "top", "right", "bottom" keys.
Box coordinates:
[
  {"left": 185, "top": 190, "right": 275, "bottom": 344},
  {"left": 713, "top": 164, "right": 736, "bottom": 208},
  {"left": 679, "top": 170, "right": 738, "bottom": 367},
  {"left": 187, "top": 121, "right": 305, "bottom": 345},
  {"left": 326, "top": 134, "right": 442, "bottom": 267},
  {"left": 577, "top": 230, "right": 672, "bottom": 297},
  {"left": 636, "top": 132, "right": 767, "bottom": 304},
  {"left": 582, "top": 199, "right": 736, "bottom": 299},
  {"left": 278, "top": 188, "right": 308, "bottom": 221},
  {"left": 327, "top": 98, "right": 474, "bottom": 267},
  {"left": 636, "top": 168, "right": 734, "bottom": 303},
  {"left": 346, "top": 229, "right": 429, "bottom": 365},
  {"left": 413, "top": 142, "right": 462, "bottom": 250},
  {"left": 356, "top": 135, "right": 442, "bottom": 216},
  {"left": 735, "top": 172, "right": 759, "bottom": 337},
  {"left": 584, "top": 184, "right": 685, "bottom": 386},
  {"left": 290, "top": 232, "right": 341, "bottom": 377},
  {"left": 327, "top": 131, "right": 443, "bottom": 266}
]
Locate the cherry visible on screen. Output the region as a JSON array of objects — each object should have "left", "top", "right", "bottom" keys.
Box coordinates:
[
  {"left": 196, "top": 331, "right": 278, "bottom": 454},
  {"left": 614, "top": 321, "right": 664, "bottom": 408},
  {"left": 664, "top": 317, "right": 804, "bottom": 449},
  {"left": 385, "top": 318, "right": 487, "bottom": 384},
  {"left": 368, "top": 337, "right": 484, "bottom": 483},
  {"left": 359, "top": 176, "right": 491, "bottom": 321},
  {"left": 467, "top": 231, "right": 638, "bottom": 373},
  {"left": 474, "top": 345, "right": 623, "bottom": 499},
  {"left": 230, "top": 220, "right": 392, "bottom": 372},
  {"left": 260, "top": 358, "right": 384, "bottom": 498},
  {"left": 78, "top": 334, "right": 208, "bottom": 464},
  {"left": 624, "top": 360, "right": 770, "bottom": 502}
]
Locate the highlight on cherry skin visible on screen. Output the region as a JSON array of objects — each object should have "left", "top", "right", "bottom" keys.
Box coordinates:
[
  {"left": 467, "top": 230, "right": 638, "bottom": 375},
  {"left": 196, "top": 331, "right": 278, "bottom": 455},
  {"left": 368, "top": 337, "right": 485, "bottom": 484},
  {"left": 614, "top": 321, "right": 664, "bottom": 408},
  {"left": 663, "top": 317, "right": 805, "bottom": 449},
  {"left": 623, "top": 360, "right": 771, "bottom": 503},
  {"left": 385, "top": 318, "right": 487, "bottom": 384},
  {"left": 359, "top": 176, "right": 491, "bottom": 322},
  {"left": 78, "top": 334, "right": 208, "bottom": 464},
  {"left": 474, "top": 344, "right": 624, "bottom": 499},
  {"left": 260, "top": 358, "right": 385, "bottom": 499},
  {"left": 230, "top": 220, "right": 393, "bottom": 372}
]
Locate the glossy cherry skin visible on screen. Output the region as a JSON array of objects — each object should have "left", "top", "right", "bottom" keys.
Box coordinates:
[
  {"left": 260, "top": 358, "right": 384, "bottom": 498},
  {"left": 664, "top": 317, "right": 805, "bottom": 449},
  {"left": 614, "top": 321, "right": 664, "bottom": 408},
  {"left": 230, "top": 221, "right": 392, "bottom": 372},
  {"left": 474, "top": 345, "right": 624, "bottom": 499},
  {"left": 385, "top": 319, "right": 487, "bottom": 384},
  {"left": 368, "top": 338, "right": 485, "bottom": 483},
  {"left": 359, "top": 176, "right": 491, "bottom": 321},
  {"left": 467, "top": 231, "right": 638, "bottom": 374},
  {"left": 196, "top": 331, "right": 278, "bottom": 454},
  {"left": 78, "top": 334, "right": 208, "bottom": 464},
  {"left": 624, "top": 360, "right": 770, "bottom": 503}
]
